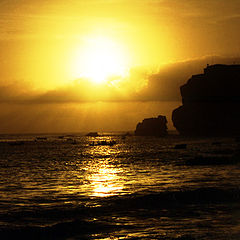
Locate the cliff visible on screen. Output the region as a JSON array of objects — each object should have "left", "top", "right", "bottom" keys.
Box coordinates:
[
  {"left": 135, "top": 115, "right": 168, "bottom": 137},
  {"left": 172, "top": 64, "right": 240, "bottom": 136}
]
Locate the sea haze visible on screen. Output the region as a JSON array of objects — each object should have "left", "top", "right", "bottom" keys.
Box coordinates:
[{"left": 0, "top": 134, "right": 240, "bottom": 239}]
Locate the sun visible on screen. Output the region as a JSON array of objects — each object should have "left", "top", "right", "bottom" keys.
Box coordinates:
[{"left": 70, "top": 36, "right": 129, "bottom": 84}]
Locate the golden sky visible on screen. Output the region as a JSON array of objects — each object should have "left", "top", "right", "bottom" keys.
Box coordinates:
[{"left": 0, "top": 0, "right": 240, "bottom": 133}]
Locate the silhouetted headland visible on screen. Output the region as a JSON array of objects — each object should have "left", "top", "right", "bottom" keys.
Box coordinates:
[
  {"left": 172, "top": 64, "right": 240, "bottom": 136},
  {"left": 135, "top": 115, "right": 167, "bottom": 136}
]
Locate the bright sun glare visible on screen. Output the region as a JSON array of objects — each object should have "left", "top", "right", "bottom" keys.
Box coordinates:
[{"left": 71, "top": 37, "right": 128, "bottom": 84}]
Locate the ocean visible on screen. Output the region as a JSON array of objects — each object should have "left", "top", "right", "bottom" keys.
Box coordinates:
[{"left": 0, "top": 133, "right": 240, "bottom": 239}]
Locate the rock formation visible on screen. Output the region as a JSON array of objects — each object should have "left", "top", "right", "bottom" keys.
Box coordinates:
[
  {"left": 135, "top": 115, "right": 168, "bottom": 136},
  {"left": 172, "top": 64, "right": 240, "bottom": 136},
  {"left": 86, "top": 132, "right": 99, "bottom": 137}
]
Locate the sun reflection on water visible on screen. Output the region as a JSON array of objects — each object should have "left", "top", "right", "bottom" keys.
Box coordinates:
[
  {"left": 85, "top": 143, "right": 125, "bottom": 197},
  {"left": 89, "top": 164, "right": 123, "bottom": 197}
]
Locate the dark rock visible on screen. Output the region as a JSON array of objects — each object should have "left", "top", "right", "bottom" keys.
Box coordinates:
[
  {"left": 174, "top": 144, "right": 187, "bottom": 149},
  {"left": 172, "top": 64, "right": 240, "bottom": 136},
  {"left": 9, "top": 141, "right": 25, "bottom": 146},
  {"left": 212, "top": 141, "right": 222, "bottom": 145},
  {"left": 135, "top": 115, "right": 167, "bottom": 136},
  {"left": 235, "top": 137, "right": 240, "bottom": 142},
  {"left": 36, "top": 137, "right": 47, "bottom": 141},
  {"left": 89, "top": 140, "right": 116, "bottom": 146},
  {"left": 86, "top": 132, "right": 99, "bottom": 137},
  {"left": 185, "top": 154, "right": 239, "bottom": 166}
]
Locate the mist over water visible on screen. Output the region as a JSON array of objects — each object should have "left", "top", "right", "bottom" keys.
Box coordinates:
[{"left": 0, "top": 134, "right": 240, "bottom": 239}]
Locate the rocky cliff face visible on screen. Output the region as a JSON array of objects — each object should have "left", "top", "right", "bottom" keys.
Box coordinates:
[
  {"left": 172, "top": 64, "right": 240, "bottom": 136},
  {"left": 135, "top": 115, "right": 167, "bottom": 136}
]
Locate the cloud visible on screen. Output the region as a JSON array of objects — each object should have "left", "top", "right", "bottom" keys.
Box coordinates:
[
  {"left": 0, "top": 81, "right": 37, "bottom": 103},
  {"left": 1, "top": 55, "right": 240, "bottom": 105},
  {"left": 1, "top": 55, "right": 240, "bottom": 133},
  {"left": 215, "top": 14, "right": 240, "bottom": 24}
]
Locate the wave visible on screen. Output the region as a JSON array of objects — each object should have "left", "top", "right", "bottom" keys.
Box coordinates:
[
  {"left": 0, "top": 219, "right": 121, "bottom": 240},
  {"left": 108, "top": 187, "right": 240, "bottom": 211},
  {"left": 184, "top": 153, "right": 240, "bottom": 166},
  {"left": 1, "top": 187, "right": 239, "bottom": 239},
  {"left": 0, "top": 220, "right": 196, "bottom": 240}
]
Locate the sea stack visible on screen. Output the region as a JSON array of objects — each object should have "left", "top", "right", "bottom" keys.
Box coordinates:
[
  {"left": 135, "top": 115, "right": 168, "bottom": 137},
  {"left": 172, "top": 64, "right": 240, "bottom": 136}
]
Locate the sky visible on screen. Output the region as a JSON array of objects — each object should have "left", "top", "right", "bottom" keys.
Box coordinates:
[{"left": 0, "top": 0, "right": 240, "bottom": 133}]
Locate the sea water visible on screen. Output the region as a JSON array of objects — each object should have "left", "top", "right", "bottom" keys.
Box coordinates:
[{"left": 0, "top": 133, "right": 240, "bottom": 239}]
